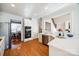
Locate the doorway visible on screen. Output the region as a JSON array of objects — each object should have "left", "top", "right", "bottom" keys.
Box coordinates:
[{"left": 10, "top": 20, "right": 21, "bottom": 49}]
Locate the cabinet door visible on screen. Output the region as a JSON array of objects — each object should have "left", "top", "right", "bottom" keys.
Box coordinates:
[{"left": 42, "top": 35, "right": 48, "bottom": 45}]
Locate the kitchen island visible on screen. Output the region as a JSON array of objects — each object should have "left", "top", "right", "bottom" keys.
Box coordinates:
[{"left": 48, "top": 36, "right": 79, "bottom": 56}]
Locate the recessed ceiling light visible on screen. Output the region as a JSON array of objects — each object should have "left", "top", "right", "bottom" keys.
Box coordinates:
[{"left": 11, "top": 3, "right": 15, "bottom": 7}]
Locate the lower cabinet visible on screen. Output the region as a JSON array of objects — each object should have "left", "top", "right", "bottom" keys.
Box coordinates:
[
  {"left": 42, "top": 35, "right": 49, "bottom": 45},
  {"left": 49, "top": 46, "right": 75, "bottom": 56},
  {"left": 38, "top": 34, "right": 54, "bottom": 45}
]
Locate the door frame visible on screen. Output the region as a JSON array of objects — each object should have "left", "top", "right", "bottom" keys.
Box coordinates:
[{"left": 8, "top": 19, "right": 21, "bottom": 49}]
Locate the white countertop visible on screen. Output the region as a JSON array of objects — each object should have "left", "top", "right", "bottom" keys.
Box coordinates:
[{"left": 48, "top": 36, "right": 79, "bottom": 55}]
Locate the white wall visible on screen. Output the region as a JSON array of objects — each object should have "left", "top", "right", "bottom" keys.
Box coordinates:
[
  {"left": 0, "top": 23, "right": 9, "bottom": 48},
  {"left": 0, "top": 12, "right": 22, "bottom": 22},
  {"left": 71, "top": 5, "right": 79, "bottom": 54},
  {"left": 54, "top": 14, "right": 71, "bottom": 30},
  {"left": 0, "top": 12, "right": 23, "bottom": 48},
  {"left": 24, "top": 18, "right": 39, "bottom": 39},
  {"left": 54, "top": 14, "right": 70, "bottom": 25},
  {"left": 71, "top": 5, "right": 79, "bottom": 35},
  {"left": 31, "top": 18, "right": 39, "bottom": 38}
]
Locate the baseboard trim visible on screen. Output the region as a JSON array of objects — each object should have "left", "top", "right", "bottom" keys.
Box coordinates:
[{"left": 24, "top": 37, "right": 38, "bottom": 42}]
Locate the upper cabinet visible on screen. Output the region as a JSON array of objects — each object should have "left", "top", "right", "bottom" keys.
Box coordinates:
[
  {"left": 42, "top": 18, "right": 56, "bottom": 34},
  {"left": 45, "top": 22, "right": 51, "bottom": 33}
]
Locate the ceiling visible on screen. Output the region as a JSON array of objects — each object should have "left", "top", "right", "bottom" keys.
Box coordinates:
[{"left": 0, "top": 3, "right": 73, "bottom": 18}]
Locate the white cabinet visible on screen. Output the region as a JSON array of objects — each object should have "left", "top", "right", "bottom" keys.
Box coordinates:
[
  {"left": 48, "top": 37, "right": 79, "bottom": 56},
  {"left": 0, "top": 37, "right": 5, "bottom": 56},
  {"left": 49, "top": 46, "right": 75, "bottom": 56}
]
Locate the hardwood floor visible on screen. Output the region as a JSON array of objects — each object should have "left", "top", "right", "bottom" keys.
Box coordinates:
[
  {"left": 11, "top": 39, "right": 21, "bottom": 49},
  {"left": 11, "top": 39, "right": 21, "bottom": 45},
  {"left": 4, "top": 39, "right": 49, "bottom": 56}
]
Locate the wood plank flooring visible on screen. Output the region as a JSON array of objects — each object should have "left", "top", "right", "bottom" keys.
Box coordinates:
[{"left": 4, "top": 39, "right": 49, "bottom": 56}]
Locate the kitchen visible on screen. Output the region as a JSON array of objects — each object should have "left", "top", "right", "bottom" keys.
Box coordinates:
[
  {"left": 38, "top": 4, "right": 79, "bottom": 56},
  {"left": 0, "top": 3, "right": 79, "bottom": 56}
]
